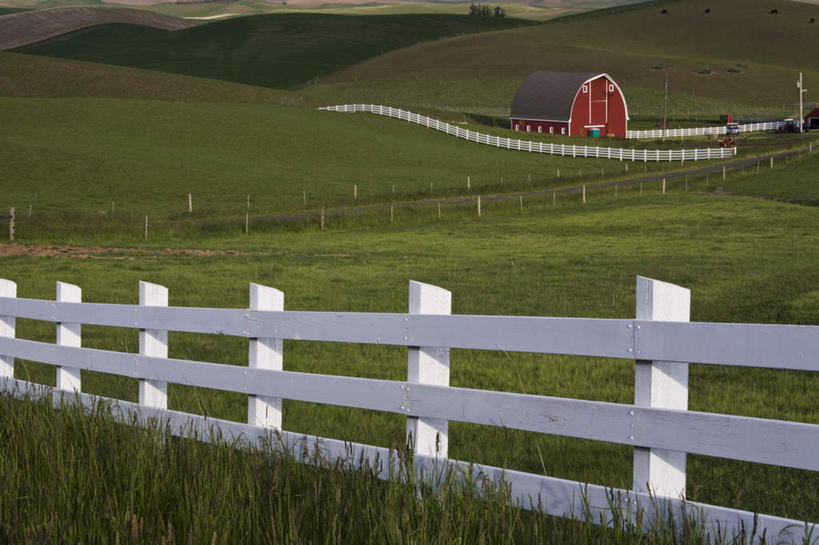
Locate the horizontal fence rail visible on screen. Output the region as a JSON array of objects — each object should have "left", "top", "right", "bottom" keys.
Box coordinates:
[
  {"left": 318, "top": 104, "right": 737, "bottom": 162},
  {"left": 626, "top": 121, "right": 787, "bottom": 139},
  {"left": 0, "top": 276, "right": 815, "bottom": 543}
]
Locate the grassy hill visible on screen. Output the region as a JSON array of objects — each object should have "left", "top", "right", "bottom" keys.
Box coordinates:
[
  {"left": 11, "top": 13, "right": 536, "bottom": 89},
  {"left": 2, "top": 95, "right": 686, "bottom": 229},
  {"left": 0, "top": 6, "right": 200, "bottom": 50},
  {"left": 326, "top": 0, "right": 819, "bottom": 111}
]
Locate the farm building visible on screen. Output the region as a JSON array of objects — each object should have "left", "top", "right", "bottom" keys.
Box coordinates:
[
  {"left": 510, "top": 71, "right": 629, "bottom": 138},
  {"left": 806, "top": 107, "right": 819, "bottom": 130}
]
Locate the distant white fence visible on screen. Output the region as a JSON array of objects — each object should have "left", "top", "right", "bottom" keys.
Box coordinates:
[
  {"left": 626, "top": 121, "right": 786, "bottom": 140},
  {"left": 0, "top": 276, "right": 816, "bottom": 542},
  {"left": 319, "top": 105, "right": 737, "bottom": 162}
]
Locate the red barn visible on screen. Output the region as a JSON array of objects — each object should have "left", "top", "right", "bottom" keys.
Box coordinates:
[
  {"left": 805, "top": 107, "right": 819, "bottom": 130},
  {"left": 510, "top": 71, "right": 629, "bottom": 138}
]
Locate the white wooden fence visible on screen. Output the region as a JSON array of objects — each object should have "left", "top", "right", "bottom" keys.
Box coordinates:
[
  {"left": 319, "top": 105, "right": 737, "bottom": 162},
  {"left": 0, "top": 276, "right": 816, "bottom": 542},
  {"left": 626, "top": 121, "right": 787, "bottom": 140}
]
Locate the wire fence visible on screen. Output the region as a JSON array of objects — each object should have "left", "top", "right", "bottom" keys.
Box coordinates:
[{"left": 319, "top": 104, "right": 737, "bottom": 162}]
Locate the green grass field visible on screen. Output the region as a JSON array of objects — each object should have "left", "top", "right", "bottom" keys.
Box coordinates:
[
  {"left": 1, "top": 94, "right": 721, "bottom": 237},
  {"left": 11, "top": 13, "right": 535, "bottom": 89}
]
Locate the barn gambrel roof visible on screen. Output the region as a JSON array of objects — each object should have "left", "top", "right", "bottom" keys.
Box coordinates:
[{"left": 510, "top": 71, "right": 627, "bottom": 122}]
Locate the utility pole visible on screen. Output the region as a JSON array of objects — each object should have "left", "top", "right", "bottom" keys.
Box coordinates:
[
  {"left": 662, "top": 67, "right": 670, "bottom": 142},
  {"left": 798, "top": 72, "right": 808, "bottom": 133}
]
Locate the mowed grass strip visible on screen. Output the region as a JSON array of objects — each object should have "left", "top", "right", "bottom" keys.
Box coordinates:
[
  {"left": 5, "top": 188, "right": 818, "bottom": 521},
  {"left": 11, "top": 13, "right": 535, "bottom": 89}
]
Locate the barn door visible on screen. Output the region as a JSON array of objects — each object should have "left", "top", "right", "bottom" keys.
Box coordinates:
[{"left": 590, "top": 79, "right": 608, "bottom": 135}]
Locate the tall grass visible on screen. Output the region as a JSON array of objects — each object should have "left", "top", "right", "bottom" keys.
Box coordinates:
[{"left": 0, "top": 390, "right": 788, "bottom": 544}]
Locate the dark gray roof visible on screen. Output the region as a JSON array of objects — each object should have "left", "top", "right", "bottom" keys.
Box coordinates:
[{"left": 510, "top": 71, "right": 600, "bottom": 121}]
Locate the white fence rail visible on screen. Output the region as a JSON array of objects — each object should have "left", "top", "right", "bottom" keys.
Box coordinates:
[
  {"left": 319, "top": 104, "right": 737, "bottom": 162},
  {"left": 0, "top": 276, "right": 816, "bottom": 542},
  {"left": 626, "top": 121, "right": 786, "bottom": 139}
]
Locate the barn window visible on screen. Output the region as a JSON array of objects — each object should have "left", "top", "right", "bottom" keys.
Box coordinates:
[
  {"left": 526, "top": 125, "right": 531, "bottom": 132},
  {"left": 515, "top": 124, "right": 520, "bottom": 130},
  {"left": 561, "top": 127, "right": 566, "bottom": 135},
  {"left": 550, "top": 126, "right": 554, "bottom": 134},
  {"left": 582, "top": 85, "right": 588, "bottom": 93},
  {"left": 609, "top": 84, "right": 614, "bottom": 92},
  {"left": 538, "top": 126, "right": 543, "bottom": 133}
]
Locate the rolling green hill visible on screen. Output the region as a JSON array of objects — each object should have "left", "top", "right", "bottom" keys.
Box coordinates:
[
  {"left": 11, "top": 13, "right": 536, "bottom": 89},
  {"left": 326, "top": 0, "right": 819, "bottom": 109}
]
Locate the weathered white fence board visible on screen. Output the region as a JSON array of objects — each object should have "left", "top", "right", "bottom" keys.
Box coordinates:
[
  {"left": 0, "top": 335, "right": 816, "bottom": 472},
  {"left": 4, "top": 296, "right": 818, "bottom": 371},
  {"left": 248, "top": 282, "right": 284, "bottom": 429},
  {"left": 0, "top": 277, "right": 816, "bottom": 543},
  {"left": 318, "top": 105, "right": 736, "bottom": 162},
  {"left": 0, "top": 279, "right": 16, "bottom": 378},
  {"left": 634, "top": 321, "right": 819, "bottom": 371},
  {"left": 56, "top": 282, "right": 82, "bottom": 393}
]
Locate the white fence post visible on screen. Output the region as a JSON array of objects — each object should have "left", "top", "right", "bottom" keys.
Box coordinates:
[
  {"left": 633, "top": 276, "right": 690, "bottom": 499},
  {"left": 139, "top": 281, "right": 168, "bottom": 408},
  {"left": 56, "top": 282, "right": 82, "bottom": 393},
  {"left": 406, "top": 280, "right": 451, "bottom": 458},
  {"left": 0, "top": 279, "right": 16, "bottom": 379},
  {"left": 248, "top": 282, "right": 284, "bottom": 430}
]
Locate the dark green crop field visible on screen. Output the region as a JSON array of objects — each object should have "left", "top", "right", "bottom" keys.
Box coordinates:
[{"left": 12, "top": 13, "right": 535, "bottom": 89}]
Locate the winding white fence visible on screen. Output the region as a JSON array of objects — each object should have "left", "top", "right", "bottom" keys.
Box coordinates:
[
  {"left": 0, "top": 276, "right": 816, "bottom": 542},
  {"left": 319, "top": 105, "right": 737, "bottom": 162},
  {"left": 626, "top": 121, "right": 786, "bottom": 139}
]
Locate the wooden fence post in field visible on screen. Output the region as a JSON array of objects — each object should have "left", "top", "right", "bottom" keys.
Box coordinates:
[
  {"left": 56, "top": 282, "right": 81, "bottom": 393},
  {"left": 247, "top": 194, "right": 250, "bottom": 209},
  {"left": 557, "top": 169, "right": 560, "bottom": 179},
  {"left": 320, "top": 207, "right": 325, "bottom": 231},
  {"left": 0, "top": 279, "right": 16, "bottom": 379},
  {"left": 467, "top": 176, "right": 471, "bottom": 191},
  {"left": 139, "top": 281, "right": 168, "bottom": 409},
  {"left": 303, "top": 190, "right": 306, "bottom": 205},
  {"left": 519, "top": 195, "right": 523, "bottom": 212},
  {"left": 354, "top": 185, "right": 358, "bottom": 200},
  {"left": 640, "top": 183, "right": 643, "bottom": 195},
  {"left": 28, "top": 205, "right": 31, "bottom": 217},
  {"left": 407, "top": 280, "right": 451, "bottom": 458},
  {"left": 245, "top": 212, "right": 249, "bottom": 235},
  {"left": 8, "top": 208, "right": 14, "bottom": 242},
  {"left": 477, "top": 195, "right": 482, "bottom": 217},
  {"left": 757, "top": 161, "right": 760, "bottom": 173},
  {"left": 248, "top": 283, "right": 284, "bottom": 430},
  {"left": 390, "top": 204, "right": 394, "bottom": 225},
  {"left": 582, "top": 185, "right": 586, "bottom": 203},
  {"left": 553, "top": 191, "right": 556, "bottom": 207},
  {"left": 633, "top": 276, "right": 690, "bottom": 499},
  {"left": 188, "top": 193, "right": 192, "bottom": 213},
  {"left": 112, "top": 201, "right": 115, "bottom": 214},
  {"left": 625, "top": 163, "right": 628, "bottom": 173},
  {"left": 770, "top": 156, "right": 774, "bottom": 169},
  {"left": 144, "top": 215, "right": 148, "bottom": 240},
  {"left": 722, "top": 166, "right": 726, "bottom": 180},
  {"left": 662, "top": 179, "right": 666, "bottom": 194}
]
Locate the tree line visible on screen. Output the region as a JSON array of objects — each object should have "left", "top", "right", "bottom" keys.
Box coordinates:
[{"left": 469, "top": 3, "right": 505, "bottom": 17}]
